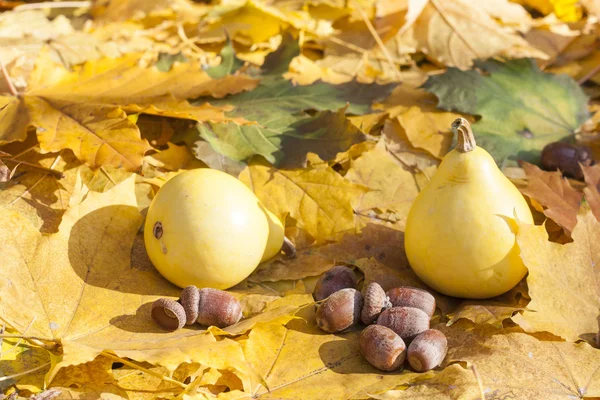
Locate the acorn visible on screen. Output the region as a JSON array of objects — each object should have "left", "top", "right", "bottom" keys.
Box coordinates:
[
  {"left": 152, "top": 298, "right": 186, "bottom": 331},
  {"left": 179, "top": 285, "right": 200, "bottom": 325},
  {"left": 359, "top": 324, "right": 406, "bottom": 371},
  {"left": 361, "top": 282, "right": 391, "bottom": 324},
  {"left": 376, "top": 306, "right": 430, "bottom": 342},
  {"left": 316, "top": 288, "right": 363, "bottom": 333},
  {"left": 313, "top": 265, "right": 358, "bottom": 301},
  {"left": 541, "top": 142, "right": 594, "bottom": 180},
  {"left": 407, "top": 329, "right": 448, "bottom": 372},
  {"left": 386, "top": 287, "right": 436, "bottom": 318},
  {"left": 196, "top": 288, "right": 242, "bottom": 328}
]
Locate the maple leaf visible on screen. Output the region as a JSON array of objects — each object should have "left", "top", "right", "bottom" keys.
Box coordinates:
[
  {"left": 517, "top": 0, "right": 583, "bottom": 22},
  {"left": 513, "top": 207, "right": 600, "bottom": 341},
  {"left": 238, "top": 318, "right": 424, "bottom": 399},
  {"left": 375, "top": 86, "right": 461, "bottom": 159},
  {"left": 407, "top": 0, "right": 545, "bottom": 69},
  {"left": 385, "top": 321, "right": 600, "bottom": 399},
  {"left": 0, "top": 49, "right": 259, "bottom": 171},
  {"left": 345, "top": 141, "right": 425, "bottom": 229},
  {"left": 424, "top": 58, "right": 590, "bottom": 164},
  {"left": 187, "top": 36, "right": 395, "bottom": 167},
  {"left": 519, "top": 161, "right": 582, "bottom": 234},
  {"left": 583, "top": 164, "right": 600, "bottom": 222},
  {"left": 0, "top": 174, "right": 301, "bottom": 383},
  {"left": 239, "top": 157, "right": 369, "bottom": 243}
]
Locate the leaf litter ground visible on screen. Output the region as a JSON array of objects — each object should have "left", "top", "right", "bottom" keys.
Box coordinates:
[{"left": 0, "top": 0, "right": 600, "bottom": 399}]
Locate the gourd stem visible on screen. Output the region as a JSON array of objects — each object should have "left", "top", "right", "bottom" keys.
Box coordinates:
[
  {"left": 282, "top": 236, "right": 297, "bottom": 258},
  {"left": 452, "top": 118, "right": 476, "bottom": 153}
]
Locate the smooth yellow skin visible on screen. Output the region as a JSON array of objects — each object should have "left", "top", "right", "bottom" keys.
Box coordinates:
[
  {"left": 405, "top": 146, "right": 534, "bottom": 299},
  {"left": 261, "top": 209, "right": 284, "bottom": 262},
  {"left": 144, "top": 169, "right": 269, "bottom": 290}
]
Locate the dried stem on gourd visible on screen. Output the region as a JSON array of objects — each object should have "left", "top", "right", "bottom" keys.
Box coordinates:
[
  {"left": 452, "top": 118, "right": 476, "bottom": 153},
  {"left": 282, "top": 236, "right": 297, "bottom": 258}
]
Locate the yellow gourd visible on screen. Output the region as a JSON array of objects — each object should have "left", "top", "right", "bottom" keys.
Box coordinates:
[
  {"left": 261, "top": 209, "right": 285, "bottom": 262},
  {"left": 144, "top": 168, "right": 269, "bottom": 290},
  {"left": 404, "top": 118, "right": 533, "bottom": 299}
]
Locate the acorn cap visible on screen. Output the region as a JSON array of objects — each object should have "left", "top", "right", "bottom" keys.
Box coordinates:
[{"left": 152, "top": 298, "right": 186, "bottom": 331}]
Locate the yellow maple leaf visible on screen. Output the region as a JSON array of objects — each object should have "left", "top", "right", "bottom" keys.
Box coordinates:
[
  {"left": 382, "top": 321, "right": 600, "bottom": 398},
  {"left": 518, "top": 0, "right": 583, "bottom": 22},
  {"left": 239, "top": 157, "right": 369, "bottom": 243},
  {"left": 0, "top": 173, "right": 300, "bottom": 385},
  {"left": 513, "top": 207, "right": 600, "bottom": 341},
  {"left": 410, "top": 0, "right": 547, "bottom": 69}
]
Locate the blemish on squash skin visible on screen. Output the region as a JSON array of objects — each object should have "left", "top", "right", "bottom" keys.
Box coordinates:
[{"left": 160, "top": 240, "right": 168, "bottom": 254}]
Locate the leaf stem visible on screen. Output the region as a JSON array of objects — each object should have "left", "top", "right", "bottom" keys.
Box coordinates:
[
  {"left": 100, "top": 351, "right": 188, "bottom": 389},
  {"left": 14, "top": 1, "right": 90, "bottom": 11},
  {"left": 471, "top": 364, "right": 485, "bottom": 400},
  {"left": 452, "top": 118, "right": 476, "bottom": 153},
  {"left": 0, "top": 58, "right": 18, "bottom": 96},
  {"left": 577, "top": 63, "right": 600, "bottom": 85},
  {"left": 0, "top": 158, "right": 64, "bottom": 178},
  {"left": 350, "top": 0, "right": 402, "bottom": 81},
  {"left": 0, "top": 362, "right": 51, "bottom": 382}
]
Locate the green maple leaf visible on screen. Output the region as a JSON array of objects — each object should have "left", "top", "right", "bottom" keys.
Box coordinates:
[
  {"left": 423, "top": 58, "right": 589, "bottom": 164},
  {"left": 188, "top": 36, "right": 394, "bottom": 167}
]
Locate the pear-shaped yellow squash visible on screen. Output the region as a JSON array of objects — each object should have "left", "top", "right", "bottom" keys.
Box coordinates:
[{"left": 404, "top": 118, "right": 533, "bottom": 299}]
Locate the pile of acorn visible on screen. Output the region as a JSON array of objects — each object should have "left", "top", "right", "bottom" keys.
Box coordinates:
[
  {"left": 313, "top": 265, "right": 447, "bottom": 373},
  {"left": 151, "top": 265, "right": 447, "bottom": 373}
]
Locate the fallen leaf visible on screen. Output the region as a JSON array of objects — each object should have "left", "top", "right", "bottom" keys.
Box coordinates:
[
  {"left": 237, "top": 315, "right": 424, "bottom": 399},
  {"left": 513, "top": 207, "right": 600, "bottom": 341},
  {"left": 424, "top": 58, "right": 590, "bottom": 164},
  {"left": 239, "top": 157, "right": 369, "bottom": 242},
  {"left": 345, "top": 141, "right": 422, "bottom": 229},
  {"left": 26, "top": 97, "right": 151, "bottom": 171},
  {"left": 206, "top": 37, "right": 244, "bottom": 79},
  {"left": 375, "top": 86, "right": 461, "bottom": 159},
  {"left": 381, "top": 118, "right": 440, "bottom": 177},
  {"left": 383, "top": 321, "right": 600, "bottom": 399},
  {"left": 0, "top": 145, "right": 79, "bottom": 233},
  {"left": 250, "top": 223, "right": 408, "bottom": 283},
  {"left": 0, "top": 173, "right": 297, "bottom": 385},
  {"left": 0, "top": 336, "right": 50, "bottom": 393},
  {"left": 583, "top": 164, "right": 600, "bottom": 222},
  {"left": 519, "top": 161, "right": 582, "bottom": 233},
  {"left": 516, "top": 0, "right": 583, "bottom": 22},
  {"left": 0, "top": 96, "right": 29, "bottom": 144},
  {"left": 446, "top": 281, "right": 529, "bottom": 327},
  {"left": 412, "top": 0, "right": 545, "bottom": 69}
]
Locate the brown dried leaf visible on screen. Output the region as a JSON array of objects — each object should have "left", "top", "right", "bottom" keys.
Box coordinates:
[
  {"left": 520, "top": 161, "right": 582, "bottom": 234},
  {"left": 583, "top": 163, "right": 600, "bottom": 222}
]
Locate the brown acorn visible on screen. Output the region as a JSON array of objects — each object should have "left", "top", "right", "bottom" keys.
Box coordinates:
[
  {"left": 197, "top": 288, "right": 243, "bottom": 328},
  {"left": 180, "top": 285, "right": 200, "bottom": 325},
  {"left": 313, "top": 265, "right": 358, "bottom": 301},
  {"left": 541, "top": 142, "right": 594, "bottom": 180},
  {"left": 359, "top": 324, "right": 406, "bottom": 371},
  {"left": 152, "top": 298, "right": 186, "bottom": 331},
  {"left": 386, "top": 287, "right": 436, "bottom": 318},
  {"left": 377, "top": 306, "right": 430, "bottom": 341},
  {"left": 361, "top": 282, "right": 391, "bottom": 325},
  {"left": 407, "top": 329, "right": 448, "bottom": 372},
  {"left": 315, "top": 288, "right": 363, "bottom": 333}
]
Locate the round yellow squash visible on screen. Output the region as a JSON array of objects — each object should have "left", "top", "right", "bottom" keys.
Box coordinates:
[
  {"left": 261, "top": 209, "right": 285, "bottom": 262},
  {"left": 404, "top": 118, "right": 533, "bottom": 299},
  {"left": 144, "top": 168, "right": 269, "bottom": 290}
]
